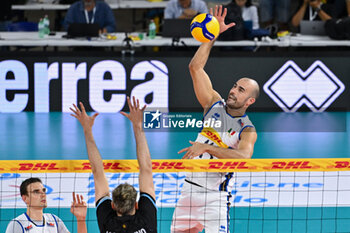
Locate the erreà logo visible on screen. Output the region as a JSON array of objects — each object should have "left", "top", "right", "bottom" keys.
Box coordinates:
[{"left": 264, "top": 60, "right": 345, "bottom": 112}]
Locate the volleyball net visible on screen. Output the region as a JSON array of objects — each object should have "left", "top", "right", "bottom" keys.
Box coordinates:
[{"left": 1, "top": 158, "right": 350, "bottom": 233}]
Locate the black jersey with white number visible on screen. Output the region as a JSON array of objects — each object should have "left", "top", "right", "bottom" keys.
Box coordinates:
[{"left": 96, "top": 192, "right": 157, "bottom": 233}]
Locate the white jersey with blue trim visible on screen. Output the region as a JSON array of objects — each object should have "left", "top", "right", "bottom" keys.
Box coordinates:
[
  {"left": 185, "top": 100, "right": 254, "bottom": 192},
  {"left": 5, "top": 213, "right": 69, "bottom": 233}
]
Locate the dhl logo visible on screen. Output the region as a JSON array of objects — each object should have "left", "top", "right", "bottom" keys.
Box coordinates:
[
  {"left": 75, "top": 162, "right": 192, "bottom": 171},
  {"left": 76, "top": 162, "right": 131, "bottom": 171},
  {"left": 152, "top": 162, "right": 191, "bottom": 170},
  {"left": 201, "top": 161, "right": 254, "bottom": 170},
  {"left": 263, "top": 161, "right": 319, "bottom": 170},
  {"left": 327, "top": 161, "right": 350, "bottom": 169},
  {"left": 17, "top": 163, "right": 65, "bottom": 171},
  {"left": 200, "top": 127, "right": 228, "bottom": 148}
]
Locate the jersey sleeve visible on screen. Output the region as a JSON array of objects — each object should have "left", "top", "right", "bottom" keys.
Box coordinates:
[
  {"left": 96, "top": 196, "right": 114, "bottom": 232},
  {"left": 5, "top": 220, "right": 24, "bottom": 233},
  {"left": 203, "top": 100, "right": 224, "bottom": 118},
  {"left": 51, "top": 214, "right": 70, "bottom": 233},
  {"left": 138, "top": 192, "right": 157, "bottom": 230}
]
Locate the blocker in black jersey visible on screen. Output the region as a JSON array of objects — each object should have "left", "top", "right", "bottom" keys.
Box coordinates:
[
  {"left": 71, "top": 98, "right": 157, "bottom": 233},
  {"left": 96, "top": 192, "right": 157, "bottom": 233}
]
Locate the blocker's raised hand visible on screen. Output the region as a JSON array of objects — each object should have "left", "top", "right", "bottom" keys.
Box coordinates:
[
  {"left": 120, "top": 96, "right": 146, "bottom": 129},
  {"left": 70, "top": 192, "right": 87, "bottom": 221},
  {"left": 70, "top": 102, "right": 99, "bottom": 131}
]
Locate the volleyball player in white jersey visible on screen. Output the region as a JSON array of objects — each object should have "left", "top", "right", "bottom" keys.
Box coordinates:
[
  {"left": 6, "top": 177, "right": 87, "bottom": 233},
  {"left": 171, "top": 5, "right": 259, "bottom": 233}
]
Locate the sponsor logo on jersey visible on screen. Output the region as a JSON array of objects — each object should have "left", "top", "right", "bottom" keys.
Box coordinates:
[
  {"left": 47, "top": 222, "right": 55, "bottom": 227},
  {"left": 219, "top": 225, "right": 226, "bottom": 232},
  {"left": 200, "top": 127, "right": 228, "bottom": 148},
  {"left": 238, "top": 119, "right": 244, "bottom": 127}
]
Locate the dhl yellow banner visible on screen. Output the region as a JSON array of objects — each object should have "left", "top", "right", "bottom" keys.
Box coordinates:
[{"left": 0, "top": 159, "right": 350, "bottom": 173}]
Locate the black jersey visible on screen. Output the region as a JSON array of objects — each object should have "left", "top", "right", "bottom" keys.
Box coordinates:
[{"left": 96, "top": 192, "right": 157, "bottom": 233}]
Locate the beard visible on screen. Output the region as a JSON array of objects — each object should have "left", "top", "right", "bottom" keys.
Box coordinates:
[
  {"left": 226, "top": 95, "right": 247, "bottom": 110},
  {"left": 226, "top": 100, "right": 245, "bottom": 109}
]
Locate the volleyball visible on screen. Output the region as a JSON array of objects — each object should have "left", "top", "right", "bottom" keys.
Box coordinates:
[{"left": 190, "top": 13, "right": 220, "bottom": 43}]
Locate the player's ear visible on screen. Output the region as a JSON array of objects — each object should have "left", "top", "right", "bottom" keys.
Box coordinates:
[
  {"left": 22, "top": 195, "right": 28, "bottom": 204},
  {"left": 111, "top": 201, "right": 116, "bottom": 210},
  {"left": 249, "top": 97, "right": 256, "bottom": 105},
  {"left": 135, "top": 202, "right": 138, "bottom": 210},
  {"left": 246, "top": 97, "right": 255, "bottom": 107}
]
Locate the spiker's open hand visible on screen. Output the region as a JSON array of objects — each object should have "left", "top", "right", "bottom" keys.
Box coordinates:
[{"left": 210, "top": 5, "right": 235, "bottom": 34}]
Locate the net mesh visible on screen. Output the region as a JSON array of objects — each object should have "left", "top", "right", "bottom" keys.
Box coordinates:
[{"left": 1, "top": 159, "right": 350, "bottom": 233}]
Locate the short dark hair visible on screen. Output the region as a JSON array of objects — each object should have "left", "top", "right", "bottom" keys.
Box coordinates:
[
  {"left": 112, "top": 183, "right": 137, "bottom": 216},
  {"left": 20, "top": 178, "right": 42, "bottom": 196},
  {"left": 245, "top": 0, "right": 252, "bottom": 7}
]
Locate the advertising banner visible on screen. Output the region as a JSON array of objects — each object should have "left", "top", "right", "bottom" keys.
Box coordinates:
[{"left": 0, "top": 54, "right": 349, "bottom": 112}]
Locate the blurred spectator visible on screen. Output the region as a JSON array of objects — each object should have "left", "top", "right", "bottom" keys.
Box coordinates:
[
  {"left": 60, "top": 0, "right": 80, "bottom": 3},
  {"left": 291, "top": 0, "right": 335, "bottom": 27},
  {"left": 218, "top": 1, "right": 245, "bottom": 40},
  {"left": 204, "top": 0, "right": 231, "bottom": 10},
  {"left": 259, "top": 0, "right": 291, "bottom": 30},
  {"left": 164, "top": 0, "right": 208, "bottom": 19},
  {"left": 0, "top": 0, "right": 12, "bottom": 31},
  {"left": 64, "top": 0, "right": 116, "bottom": 33},
  {"left": 323, "top": 0, "right": 350, "bottom": 40},
  {"left": 332, "top": 0, "right": 350, "bottom": 18},
  {"left": 235, "top": 0, "right": 259, "bottom": 29}
]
